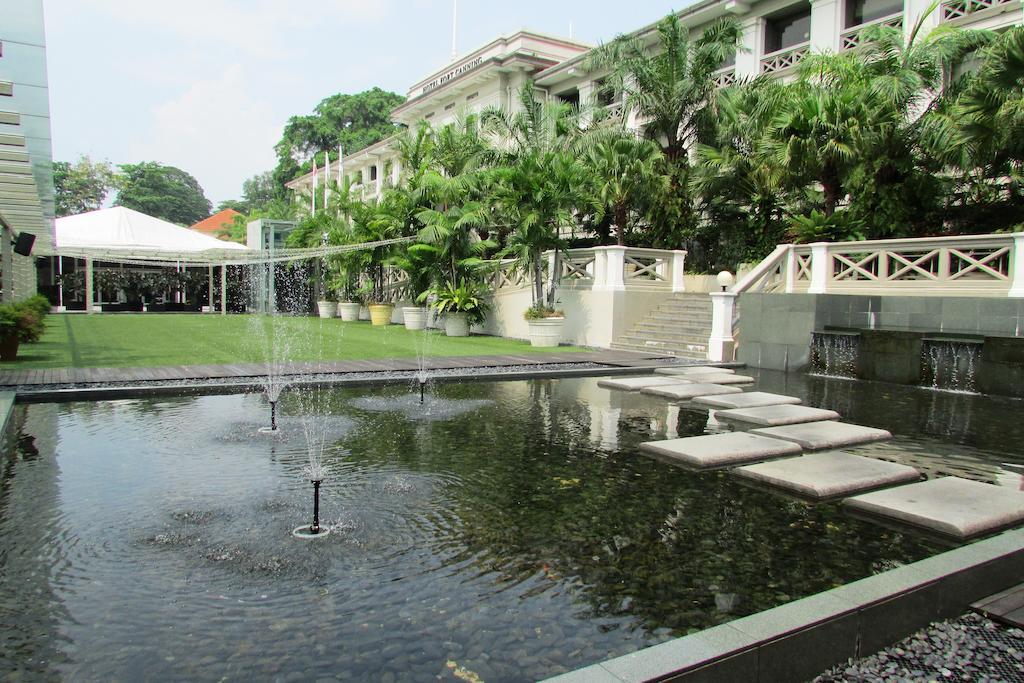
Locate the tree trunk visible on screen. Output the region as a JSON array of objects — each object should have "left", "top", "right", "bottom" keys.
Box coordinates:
[
  {"left": 821, "top": 166, "right": 842, "bottom": 217},
  {"left": 532, "top": 248, "right": 543, "bottom": 308},
  {"left": 615, "top": 203, "right": 628, "bottom": 246}
]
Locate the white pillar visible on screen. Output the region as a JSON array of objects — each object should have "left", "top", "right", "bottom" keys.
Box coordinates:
[
  {"left": 85, "top": 257, "right": 95, "bottom": 314},
  {"left": 57, "top": 256, "right": 65, "bottom": 311},
  {"left": 0, "top": 223, "right": 12, "bottom": 303},
  {"left": 784, "top": 245, "right": 797, "bottom": 293},
  {"left": 596, "top": 246, "right": 626, "bottom": 291},
  {"left": 671, "top": 250, "right": 687, "bottom": 292},
  {"left": 736, "top": 17, "right": 766, "bottom": 78},
  {"left": 1009, "top": 233, "right": 1024, "bottom": 298},
  {"left": 391, "top": 157, "right": 401, "bottom": 187},
  {"left": 904, "top": 0, "right": 941, "bottom": 44},
  {"left": 707, "top": 292, "right": 737, "bottom": 362},
  {"left": 220, "top": 264, "right": 228, "bottom": 314},
  {"left": 810, "top": 0, "right": 843, "bottom": 53},
  {"left": 807, "top": 242, "right": 830, "bottom": 294}
]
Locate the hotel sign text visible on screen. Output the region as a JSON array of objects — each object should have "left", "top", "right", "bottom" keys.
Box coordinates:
[{"left": 421, "top": 57, "right": 484, "bottom": 94}]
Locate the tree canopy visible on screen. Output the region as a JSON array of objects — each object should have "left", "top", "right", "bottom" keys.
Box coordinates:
[
  {"left": 53, "top": 156, "right": 118, "bottom": 217},
  {"left": 114, "top": 162, "right": 212, "bottom": 226}
]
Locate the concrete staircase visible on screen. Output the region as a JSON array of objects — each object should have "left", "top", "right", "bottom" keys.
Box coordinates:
[{"left": 609, "top": 293, "right": 712, "bottom": 360}]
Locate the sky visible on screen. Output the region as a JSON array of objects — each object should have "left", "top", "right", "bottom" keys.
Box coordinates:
[{"left": 42, "top": 0, "right": 693, "bottom": 207}]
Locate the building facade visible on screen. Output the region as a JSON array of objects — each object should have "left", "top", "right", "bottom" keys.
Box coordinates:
[
  {"left": 287, "top": 0, "right": 1022, "bottom": 202},
  {"left": 0, "top": 0, "right": 54, "bottom": 302}
]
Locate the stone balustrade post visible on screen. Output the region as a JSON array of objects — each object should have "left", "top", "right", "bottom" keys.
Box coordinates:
[
  {"left": 807, "top": 242, "right": 830, "bottom": 294},
  {"left": 1010, "top": 232, "right": 1024, "bottom": 298},
  {"left": 707, "top": 292, "right": 737, "bottom": 362},
  {"left": 592, "top": 247, "right": 626, "bottom": 291},
  {"left": 671, "top": 250, "right": 687, "bottom": 292}
]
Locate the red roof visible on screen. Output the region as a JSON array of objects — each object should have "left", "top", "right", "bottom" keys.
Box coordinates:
[{"left": 190, "top": 209, "right": 242, "bottom": 238}]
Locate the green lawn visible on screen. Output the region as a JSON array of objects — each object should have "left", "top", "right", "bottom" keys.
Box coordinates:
[{"left": 7, "top": 314, "right": 584, "bottom": 369}]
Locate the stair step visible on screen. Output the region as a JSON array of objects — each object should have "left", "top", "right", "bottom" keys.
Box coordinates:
[{"left": 620, "top": 332, "right": 710, "bottom": 344}]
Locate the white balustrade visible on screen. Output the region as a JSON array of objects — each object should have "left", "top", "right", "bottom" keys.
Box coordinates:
[
  {"left": 710, "top": 232, "right": 1024, "bottom": 362},
  {"left": 840, "top": 13, "right": 903, "bottom": 50},
  {"left": 942, "top": 0, "right": 1016, "bottom": 21},
  {"left": 760, "top": 43, "right": 809, "bottom": 74},
  {"left": 489, "top": 246, "right": 687, "bottom": 293}
]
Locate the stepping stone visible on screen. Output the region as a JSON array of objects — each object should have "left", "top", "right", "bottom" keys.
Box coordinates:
[
  {"left": 734, "top": 452, "right": 921, "bottom": 500},
  {"left": 844, "top": 477, "right": 1024, "bottom": 540},
  {"left": 654, "top": 366, "right": 736, "bottom": 376},
  {"left": 597, "top": 376, "right": 689, "bottom": 391},
  {"left": 639, "top": 432, "right": 802, "bottom": 469},
  {"left": 692, "top": 392, "right": 803, "bottom": 410},
  {"left": 680, "top": 373, "right": 755, "bottom": 385},
  {"left": 716, "top": 405, "right": 840, "bottom": 428},
  {"left": 751, "top": 422, "right": 891, "bottom": 450},
  {"left": 641, "top": 383, "right": 744, "bottom": 400}
]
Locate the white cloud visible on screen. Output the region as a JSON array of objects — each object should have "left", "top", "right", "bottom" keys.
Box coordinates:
[{"left": 127, "top": 64, "right": 281, "bottom": 204}]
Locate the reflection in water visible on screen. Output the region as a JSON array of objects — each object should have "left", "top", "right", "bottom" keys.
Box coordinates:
[{"left": 1, "top": 375, "right": 1019, "bottom": 681}]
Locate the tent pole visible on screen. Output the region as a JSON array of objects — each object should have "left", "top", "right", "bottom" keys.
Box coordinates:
[
  {"left": 85, "top": 258, "right": 94, "bottom": 314},
  {"left": 207, "top": 266, "right": 214, "bottom": 314},
  {"left": 220, "top": 264, "right": 227, "bottom": 315}
]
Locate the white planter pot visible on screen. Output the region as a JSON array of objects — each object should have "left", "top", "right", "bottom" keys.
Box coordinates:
[
  {"left": 316, "top": 301, "right": 335, "bottom": 319},
  {"left": 337, "top": 302, "right": 360, "bottom": 321},
  {"left": 444, "top": 312, "right": 470, "bottom": 337},
  {"left": 358, "top": 305, "right": 370, "bottom": 321},
  {"left": 402, "top": 306, "right": 428, "bottom": 331},
  {"left": 528, "top": 317, "right": 565, "bottom": 347}
]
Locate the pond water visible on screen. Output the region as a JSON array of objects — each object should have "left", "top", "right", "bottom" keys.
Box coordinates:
[{"left": 1, "top": 372, "right": 1020, "bottom": 682}]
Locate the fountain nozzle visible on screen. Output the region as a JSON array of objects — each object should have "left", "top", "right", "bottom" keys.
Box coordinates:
[
  {"left": 309, "top": 478, "right": 322, "bottom": 535},
  {"left": 419, "top": 378, "right": 426, "bottom": 404},
  {"left": 270, "top": 400, "right": 278, "bottom": 431}
]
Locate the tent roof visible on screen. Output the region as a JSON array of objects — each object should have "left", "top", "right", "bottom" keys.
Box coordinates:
[{"left": 55, "top": 207, "right": 248, "bottom": 253}]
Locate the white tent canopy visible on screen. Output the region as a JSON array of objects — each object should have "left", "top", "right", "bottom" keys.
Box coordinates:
[{"left": 53, "top": 206, "right": 248, "bottom": 257}]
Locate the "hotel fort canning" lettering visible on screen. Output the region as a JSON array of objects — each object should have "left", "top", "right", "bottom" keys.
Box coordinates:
[{"left": 421, "top": 56, "right": 484, "bottom": 94}]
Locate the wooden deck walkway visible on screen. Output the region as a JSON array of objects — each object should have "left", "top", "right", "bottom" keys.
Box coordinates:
[{"left": 0, "top": 349, "right": 673, "bottom": 387}]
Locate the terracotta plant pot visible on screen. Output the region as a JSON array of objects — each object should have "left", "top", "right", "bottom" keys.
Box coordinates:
[
  {"left": 337, "top": 302, "right": 360, "bottom": 321},
  {"left": 369, "top": 304, "right": 394, "bottom": 326}
]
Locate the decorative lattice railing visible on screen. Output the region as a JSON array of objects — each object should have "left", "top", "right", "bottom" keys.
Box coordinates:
[
  {"left": 942, "top": 0, "right": 1016, "bottom": 21},
  {"left": 761, "top": 43, "right": 809, "bottom": 74},
  {"left": 840, "top": 13, "right": 903, "bottom": 50},
  {"left": 713, "top": 68, "right": 737, "bottom": 88},
  {"left": 490, "top": 247, "right": 687, "bottom": 293}
]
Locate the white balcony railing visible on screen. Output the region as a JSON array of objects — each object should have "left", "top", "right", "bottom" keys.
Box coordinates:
[
  {"left": 840, "top": 13, "right": 903, "bottom": 50},
  {"left": 713, "top": 68, "right": 737, "bottom": 88},
  {"left": 942, "top": 0, "right": 1017, "bottom": 21},
  {"left": 761, "top": 42, "right": 809, "bottom": 74}
]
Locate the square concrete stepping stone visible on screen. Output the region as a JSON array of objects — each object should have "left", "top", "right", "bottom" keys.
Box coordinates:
[
  {"left": 844, "top": 477, "right": 1024, "bottom": 540},
  {"left": 751, "top": 422, "right": 891, "bottom": 450},
  {"left": 734, "top": 452, "right": 921, "bottom": 500},
  {"left": 679, "top": 373, "right": 755, "bottom": 385},
  {"left": 639, "top": 432, "right": 802, "bottom": 469},
  {"left": 692, "top": 392, "right": 803, "bottom": 410},
  {"left": 654, "top": 366, "right": 736, "bottom": 376},
  {"left": 640, "top": 383, "right": 744, "bottom": 399},
  {"left": 597, "top": 376, "right": 689, "bottom": 391},
  {"left": 716, "top": 405, "right": 840, "bottom": 427}
]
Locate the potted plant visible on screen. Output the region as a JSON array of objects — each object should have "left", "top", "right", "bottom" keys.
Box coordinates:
[
  {"left": 0, "top": 301, "right": 44, "bottom": 361},
  {"left": 429, "top": 279, "right": 490, "bottom": 337},
  {"left": 525, "top": 303, "right": 565, "bottom": 347},
  {"left": 316, "top": 291, "right": 336, "bottom": 319},
  {"left": 392, "top": 243, "right": 435, "bottom": 331}
]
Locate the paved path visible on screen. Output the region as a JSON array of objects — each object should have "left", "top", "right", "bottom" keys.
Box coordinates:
[{"left": 0, "top": 349, "right": 672, "bottom": 388}]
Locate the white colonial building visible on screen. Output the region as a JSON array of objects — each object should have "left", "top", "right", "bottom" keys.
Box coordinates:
[{"left": 288, "top": 0, "right": 1021, "bottom": 202}]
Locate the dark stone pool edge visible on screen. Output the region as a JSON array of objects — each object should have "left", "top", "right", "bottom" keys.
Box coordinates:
[
  {"left": 0, "top": 392, "right": 13, "bottom": 432},
  {"left": 8, "top": 363, "right": 724, "bottom": 404},
  {"left": 544, "top": 527, "right": 1024, "bottom": 683}
]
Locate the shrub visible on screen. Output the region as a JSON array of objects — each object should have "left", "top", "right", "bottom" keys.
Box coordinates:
[
  {"left": 0, "top": 303, "right": 43, "bottom": 343},
  {"left": 22, "top": 294, "right": 51, "bottom": 319},
  {"left": 523, "top": 304, "right": 564, "bottom": 321},
  {"left": 429, "top": 279, "right": 490, "bottom": 326}
]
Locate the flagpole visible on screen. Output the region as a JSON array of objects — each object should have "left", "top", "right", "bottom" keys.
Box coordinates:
[
  {"left": 312, "top": 159, "right": 317, "bottom": 213},
  {"left": 324, "top": 150, "right": 330, "bottom": 210}
]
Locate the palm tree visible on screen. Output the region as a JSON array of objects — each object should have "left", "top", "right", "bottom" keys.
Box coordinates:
[
  {"left": 587, "top": 14, "right": 742, "bottom": 163},
  {"left": 957, "top": 26, "right": 1024, "bottom": 167},
  {"left": 583, "top": 133, "right": 666, "bottom": 246},
  {"left": 415, "top": 201, "right": 493, "bottom": 286}
]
